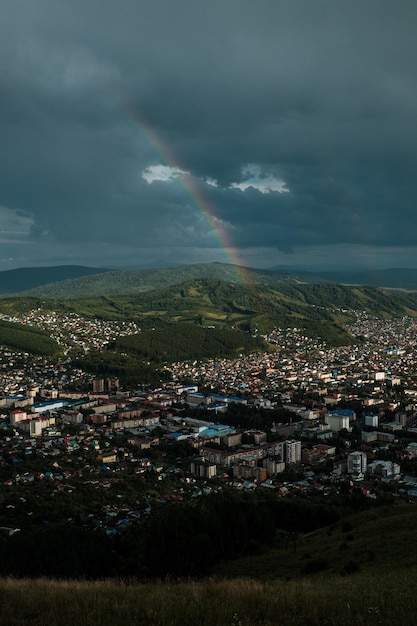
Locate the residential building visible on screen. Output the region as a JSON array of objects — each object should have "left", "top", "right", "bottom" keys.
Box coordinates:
[
  {"left": 367, "top": 460, "right": 400, "bottom": 480},
  {"left": 301, "top": 447, "right": 321, "bottom": 465},
  {"left": 190, "top": 459, "right": 217, "bottom": 479},
  {"left": 364, "top": 414, "right": 379, "bottom": 428},
  {"left": 284, "top": 439, "right": 301, "bottom": 464},
  {"left": 326, "top": 409, "right": 354, "bottom": 432},
  {"left": 263, "top": 456, "right": 286, "bottom": 475},
  {"left": 347, "top": 451, "right": 367, "bottom": 475}
]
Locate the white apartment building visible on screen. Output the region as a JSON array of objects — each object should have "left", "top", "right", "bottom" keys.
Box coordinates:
[
  {"left": 347, "top": 451, "right": 367, "bottom": 475},
  {"left": 284, "top": 439, "right": 301, "bottom": 464},
  {"left": 326, "top": 410, "right": 354, "bottom": 432},
  {"left": 364, "top": 414, "right": 379, "bottom": 428}
]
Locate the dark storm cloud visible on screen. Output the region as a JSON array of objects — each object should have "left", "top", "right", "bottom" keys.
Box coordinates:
[{"left": 0, "top": 0, "right": 416, "bottom": 269}]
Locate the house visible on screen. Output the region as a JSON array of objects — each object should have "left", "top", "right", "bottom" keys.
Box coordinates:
[
  {"left": 244, "top": 430, "right": 267, "bottom": 445},
  {"left": 313, "top": 444, "right": 336, "bottom": 457},
  {"left": 98, "top": 451, "right": 118, "bottom": 464},
  {"left": 301, "top": 448, "right": 321, "bottom": 465},
  {"left": 367, "top": 460, "right": 400, "bottom": 481}
]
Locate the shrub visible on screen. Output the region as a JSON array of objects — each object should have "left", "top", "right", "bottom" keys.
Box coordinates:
[
  {"left": 303, "top": 558, "right": 329, "bottom": 575},
  {"left": 341, "top": 560, "right": 360, "bottom": 576},
  {"left": 367, "top": 550, "right": 376, "bottom": 562}
]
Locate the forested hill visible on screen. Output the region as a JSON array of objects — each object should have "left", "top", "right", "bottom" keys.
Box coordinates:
[
  {"left": 121, "top": 278, "right": 417, "bottom": 343},
  {"left": 11, "top": 263, "right": 318, "bottom": 298},
  {"left": 4, "top": 263, "right": 417, "bottom": 298},
  {"left": 4, "top": 262, "right": 417, "bottom": 298},
  {"left": 2, "top": 278, "right": 417, "bottom": 350},
  {"left": 0, "top": 320, "right": 60, "bottom": 356},
  {"left": 75, "top": 323, "right": 265, "bottom": 386},
  {"left": 111, "top": 323, "right": 264, "bottom": 362},
  {"left": 268, "top": 282, "right": 417, "bottom": 315}
]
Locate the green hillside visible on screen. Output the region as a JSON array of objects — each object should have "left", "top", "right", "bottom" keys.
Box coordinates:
[
  {"left": 74, "top": 323, "right": 264, "bottom": 385},
  {"left": 275, "top": 281, "right": 416, "bottom": 312},
  {"left": 214, "top": 502, "right": 417, "bottom": 581},
  {"left": 2, "top": 278, "right": 417, "bottom": 352},
  {"left": 112, "top": 322, "right": 264, "bottom": 361},
  {"left": 119, "top": 278, "right": 355, "bottom": 344},
  {"left": 0, "top": 320, "right": 60, "bottom": 356},
  {"left": 72, "top": 350, "right": 170, "bottom": 387}
]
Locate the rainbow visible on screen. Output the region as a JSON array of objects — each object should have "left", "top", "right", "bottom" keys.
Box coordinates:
[{"left": 125, "top": 105, "right": 252, "bottom": 287}]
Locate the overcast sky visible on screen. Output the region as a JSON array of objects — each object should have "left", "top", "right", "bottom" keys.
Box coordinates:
[{"left": 1, "top": 1, "right": 416, "bottom": 272}]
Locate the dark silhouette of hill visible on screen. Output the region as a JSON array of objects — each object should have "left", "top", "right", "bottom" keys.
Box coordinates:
[{"left": 0, "top": 265, "right": 112, "bottom": 295}]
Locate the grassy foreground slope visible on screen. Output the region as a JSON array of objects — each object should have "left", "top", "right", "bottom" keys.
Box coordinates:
[
  {"left": 1, "top": 505, "right": 417, "bottom": 624},
  {"left": 0, "top": 568, "right": 416, "bottom": 625}
]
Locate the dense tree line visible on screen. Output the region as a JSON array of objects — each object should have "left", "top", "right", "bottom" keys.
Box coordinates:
[
  {"left": 276, "top": 283, "right": 414, "bottom": 316},
  {"left": 188, "top": 402, "right": 298, "bottom": 432},
  {"left": 0, "top": 489, "right": 342, "bottom": 579},
  {"left": 111, "top": 323, "right": 264, "bottom": 363},
  {"left": 73, "top": 350, "right": 170, "bottom": 387}
]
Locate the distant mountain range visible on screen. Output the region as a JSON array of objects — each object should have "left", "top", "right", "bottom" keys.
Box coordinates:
[
  {"left": 285, "top": 267, "right": 417, "bottom": 289},
  {"left": 1, "top": 263, "right": 417, "bottom": 297}
]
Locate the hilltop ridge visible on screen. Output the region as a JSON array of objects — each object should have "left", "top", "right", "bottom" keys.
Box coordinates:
[{"left": 2, "top": 262, "right": 417, "bottom": 298}]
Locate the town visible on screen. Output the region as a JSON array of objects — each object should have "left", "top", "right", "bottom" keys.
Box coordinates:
[{"left": 1, "top": 305, "right": 417, "bottom": 546}]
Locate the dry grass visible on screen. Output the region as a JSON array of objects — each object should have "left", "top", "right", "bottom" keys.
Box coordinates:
[{"left": 0, "top": 571, "right": 417, "bottom": 626}]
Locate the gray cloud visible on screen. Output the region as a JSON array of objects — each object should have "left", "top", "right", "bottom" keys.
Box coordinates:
[{"left": 0, "top": 0, "right": 416, "bottom": 271}]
